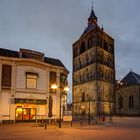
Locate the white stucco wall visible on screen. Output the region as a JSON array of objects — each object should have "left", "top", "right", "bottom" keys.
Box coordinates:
[
  {"left": 16, "top": 65, "right": 47, "bottom": 91},
  {"left": 1, "top": 92, "right": 10, "bottom": 120},
  {"left": 0, "top": 56, "right": 68, "bottom": 122},
  {"left": 15, "top": 92, "right": 46, "bottom": 99}
]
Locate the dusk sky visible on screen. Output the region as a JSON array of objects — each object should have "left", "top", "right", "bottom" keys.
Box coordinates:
[{"left": 0, "top": 0, "right": 140, "bottom": 102}]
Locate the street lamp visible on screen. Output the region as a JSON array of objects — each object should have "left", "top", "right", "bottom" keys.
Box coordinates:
[
  {"left": 51, "top": 84, "right": 69, "bottom": 128},
  {"left": 51, "top": 84, "right": 58, "bottom": 89},
  {"left": 88, "top": 98, "right": 91, "bottom": 125},
  {"left": 116, "top": 80, "right": 124, "bottom": 116},
  {"left": 96, "top": 96, "right": 101, "bottom": 121}
]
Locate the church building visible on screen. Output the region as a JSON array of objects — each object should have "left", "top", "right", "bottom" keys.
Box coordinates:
[
  {"left": 116, "top": 71, "right": 140, "bottom": 116},
  {"left": 72, "top": 6, "right": 115, "bottom": 120}
]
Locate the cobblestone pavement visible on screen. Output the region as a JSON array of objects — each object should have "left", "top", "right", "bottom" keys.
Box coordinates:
[{"left": 0, "top": 117, "right": 140, "bottom": 140}]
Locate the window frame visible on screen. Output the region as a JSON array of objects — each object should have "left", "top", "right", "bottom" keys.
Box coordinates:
[
  {"left": 129, "top": 95, "right": 134, "bottom": 109},
  {"left": 1, "top": 64, "right": 12, "bottom": 89},
  {"left": 26, "top": 72, "right": 39, "bottom": 89},
  {"left": 49, "top": 71, "right": 57, "bottom": 93}
]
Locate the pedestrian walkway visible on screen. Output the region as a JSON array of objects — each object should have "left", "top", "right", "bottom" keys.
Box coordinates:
[{"left": 0, "top": 117, "right": 140, "bottom": 140}]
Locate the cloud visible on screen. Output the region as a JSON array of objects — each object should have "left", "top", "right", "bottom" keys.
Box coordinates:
[{"left": 0, "top": 0, "right": 140, "bottom": 100}]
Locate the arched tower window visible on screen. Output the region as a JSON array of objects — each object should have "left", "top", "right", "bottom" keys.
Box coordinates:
[
  {"left": 129, "top": 95, "right": 134, "bottom": 108},
  {"left": 119, "top": 96, "right": 123, "bottom": 109},
  {"left": 88, "top": 38, "right": 92, "bottom": 49},
  {"left": 81, "top": 106, "right": 86, "bottom": 115},
  {"left": 104, "top": 40, "right": 108, "bottom": 51},
  {"left": 73, "top": 47, "right": 78, "bottom": 58},
  {"left": 80, "top": 41, "right": 86, "bottom": 54},
  {"left": 93, "top": 33, "right": 99, "bottom": 46},
  {"left": 98, "top": 37, "right": 102, "bottom": 47},
  {"left": 81, "top": 92, "right": 85, "bottom": 102}
]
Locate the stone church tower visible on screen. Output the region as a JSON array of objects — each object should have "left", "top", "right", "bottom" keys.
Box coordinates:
[{"left": 72, "top": 6, "right": 115, "bottom": 120}]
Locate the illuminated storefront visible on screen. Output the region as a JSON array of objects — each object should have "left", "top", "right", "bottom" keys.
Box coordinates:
[
  {"left": 14, "top": 98, "right": 47, "bottom": 122},
  {"left": 15, "top": 107, "right": 36, "bottom": 121},
  {"left": 0, "top": 48, "right": 69, "bottom": 123}
]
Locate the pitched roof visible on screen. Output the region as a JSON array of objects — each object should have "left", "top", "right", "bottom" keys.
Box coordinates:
[
  {"left": 80, "top": 24, "right": 100, "bottom": 38},
  {"left": 0, "top": 48, "right": 68, "bottom": 72},
  {"left": 88, "top": 8, "right": 97, "bottom": 21},
  {"left": 44, "top": 57, "right": 68, "bottom": 71},
  {"left": 80, "top": 7, "right": 100, "bottom": 38},
  {"left": 121, "top": 71, "right": 140, "bottom": 85},
  {"left": 0, "top": 48, "right": 19, "bottom": 58}
]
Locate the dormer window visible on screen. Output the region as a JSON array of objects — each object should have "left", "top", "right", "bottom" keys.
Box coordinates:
[{"left": 20, "top": 49, "right": 44, "bottom": 61}]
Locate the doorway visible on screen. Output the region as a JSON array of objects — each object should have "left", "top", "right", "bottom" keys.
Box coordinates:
[{"left": 15, "top": 107, "right": 36, "bottom": 122}]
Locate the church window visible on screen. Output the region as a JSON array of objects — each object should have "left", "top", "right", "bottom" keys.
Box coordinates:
[
  {"left": 119, "top": 96, "right": 123, "bottom": 109},
  {"left": 129, "top": 95, "right": 134, "bottom": 108},
  {"left": 88, "top": 38, "right": 92, "bottom": 49},
  {"left": 81, "top": 106, "right": 86, "bottom": 115},
  {"left": 104, "top": 40, "right": 108, "bottom": 51},
  {"left": 80, "top": 41, "right": 86, "bottom": 54},
  {"left": 92, "top": 33, "right": 99, "bottom": 46},
  {"left": 81, "top": 92, "right": 85, "bottom": 102},
  {"left": 73, "top": 47, "right": 78, "bottom": 58}
]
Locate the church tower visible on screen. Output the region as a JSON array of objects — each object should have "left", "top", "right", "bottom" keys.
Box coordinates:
[{"left": 72, "top": 6, "right": 115, "bottom": 121}]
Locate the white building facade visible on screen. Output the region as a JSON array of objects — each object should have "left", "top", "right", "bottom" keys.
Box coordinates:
[{"left": 0, "top": 48, "right": 69, "bottom": 123}]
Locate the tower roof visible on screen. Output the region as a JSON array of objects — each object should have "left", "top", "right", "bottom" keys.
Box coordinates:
[
  {"left": 121, "top": 71, "right": 140, "bottom": 85},
  {"left": 88, "top": 6, "right": 97, "bottom": 23},
  {"left": 80, "top": 6, "right": 100, "bottom": 38}
]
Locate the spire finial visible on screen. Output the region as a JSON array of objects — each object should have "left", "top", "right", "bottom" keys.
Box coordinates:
[
  {"left": 88, "top": 1, "right": 97, "bottom": 25},
  {"left": 92, "top": 1, "right": 94, "bottom": 10}
]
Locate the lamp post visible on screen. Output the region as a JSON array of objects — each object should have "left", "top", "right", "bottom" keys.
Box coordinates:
[
  {"left": 97, "top": 96, "right": 101, "bottom": 121},
  {"left": 88, "top": 98, "right": 91, "bottom": 125},
  {"left": 59, "top": 90, "right": 62, "bottom": 128},
  {"left": 51, "top": 84, "right": 69, "bottom": 128},
  {"left": 116, "top": 80, "right": 123, "bottom": 116}
]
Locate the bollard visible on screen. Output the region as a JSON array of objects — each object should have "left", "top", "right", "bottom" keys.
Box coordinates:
[
  {"left": 80, "top": 121, "right": 82, "bottom": 126},
  {"left": 45, "top": 123, "right": 47, "bottom": 130},
  {"left": 71, "top": 121, "right": 73, "bottom": 127}
]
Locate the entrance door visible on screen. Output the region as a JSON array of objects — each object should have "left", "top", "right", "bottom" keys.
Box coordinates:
[
  {"left": 22, "top": 108, "right": 30, "bottom": 120},
  {"left": 15, "top": 107, "right": 36, "bottom": 122},
  {"left": 30, "top": 108, "right": 36, "bottom": 120}
]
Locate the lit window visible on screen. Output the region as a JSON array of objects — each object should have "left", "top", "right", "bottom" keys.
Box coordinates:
[
  {"left": 50, "top": 72, "right": 57, "bottom": 93},
  {"left": 26, "top": 72, "right": 38, "bottom": 89}
]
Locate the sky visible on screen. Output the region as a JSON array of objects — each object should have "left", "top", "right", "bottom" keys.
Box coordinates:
[{"left": 0, "top": 0, "right": 140, "bottom": 102}]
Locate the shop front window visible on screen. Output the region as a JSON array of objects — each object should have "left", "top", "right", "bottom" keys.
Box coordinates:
[
  {"left": 15, "top": 107, "right": 22, "bottom": 120},
  {"left": 15, "top": 108, "right": 36, "bottom": 121}
]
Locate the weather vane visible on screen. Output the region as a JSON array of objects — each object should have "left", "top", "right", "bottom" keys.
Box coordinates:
[{"left": 92, "top": 1, "right": 94, "bottom": 9}]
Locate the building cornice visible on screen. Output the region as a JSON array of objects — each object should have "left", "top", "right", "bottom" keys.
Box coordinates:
[{"left": 0, "top": 56, "right": 68, "bottom": 74}]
